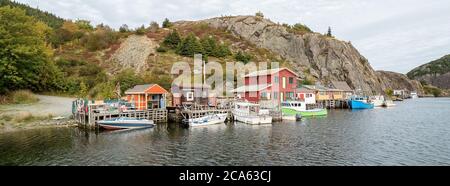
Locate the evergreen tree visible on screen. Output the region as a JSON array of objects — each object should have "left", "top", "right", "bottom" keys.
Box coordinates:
[
  {"left": 163, "top": 30, "right": 181, "bottom": 49},
  {"left": 200, "top": 36, "right": 217, "bottom": 56},
  {"left": 162, "top": 18, "right": 172, "bottom": 28},
  {"left": 327, "top": 26, "right": 333, "bottom": 37},
  {"left": 176, "top": 33, "right": 203, "bottom": 57}
]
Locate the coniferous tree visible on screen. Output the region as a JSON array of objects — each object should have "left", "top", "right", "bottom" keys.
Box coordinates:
[
  {"left": 163, "top": 30, "right": 181, "bottom": 49},
  {"left": 162, "top": 18, "right": 172, "bottom": 28},
  {"left": 327, "top": 26, "right": 333, "bottom": 37}
]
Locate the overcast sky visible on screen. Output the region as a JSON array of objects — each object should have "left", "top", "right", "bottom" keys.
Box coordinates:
[{"left": 17, "top": 0, "right": 450, "bottom": 73}]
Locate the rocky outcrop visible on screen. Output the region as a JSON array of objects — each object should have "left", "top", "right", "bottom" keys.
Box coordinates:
[
  {"left": 377, "top": 71, "right": 424, "bottom": 96},
  {"left": 203, "top": 16, "right": 384, "bottom": 94},
  {"left": 407, "top": 54, "right": 450, "bottom": 89},
  {"left": 109, "top": 35, "right": 158, "bottom": 73}
]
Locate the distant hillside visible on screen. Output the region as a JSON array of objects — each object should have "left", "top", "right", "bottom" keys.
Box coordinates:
[
  {"left": 377, "top": 71, "right": 424, "bottom": 95},
  {"left": 407, "top": 54, "right": 450, "bottom": 89},
  {"left": 0, "top": 0, "right": 64, "bottom": 28}
]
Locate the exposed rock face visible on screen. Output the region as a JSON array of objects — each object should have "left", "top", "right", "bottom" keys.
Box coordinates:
[
  {"left": 203, "top": 16, "right": 384, "bottom": 94},
  {"left": 377, "top": 71, "right": 424, "bottom": 95},
  {"left": 109, "top": 35, "right": 158, "bottom": 73},
  {"left": 407, "top": 54, "right": 450, "bottom": 89}
]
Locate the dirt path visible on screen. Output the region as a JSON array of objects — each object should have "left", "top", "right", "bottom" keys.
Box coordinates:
[{"left": 0, "top": 95, "right": 75, "bottom": 117}]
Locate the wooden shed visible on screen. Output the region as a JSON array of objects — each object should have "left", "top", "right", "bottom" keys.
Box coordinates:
[{"left": 125, "top": 84, "right": 169, "bottom": 110}]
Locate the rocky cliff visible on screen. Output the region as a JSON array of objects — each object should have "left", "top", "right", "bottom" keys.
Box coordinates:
[
  {"left": 377, "top": 71, "right": 424, "bottom": 95},
  {"left": 203, "top": 16, "right": 385, "bottom": 94},
  {"left": 407, "top": 54, "right": 450, "bottom": 89}
]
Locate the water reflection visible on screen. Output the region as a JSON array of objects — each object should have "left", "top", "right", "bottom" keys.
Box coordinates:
[{"left": 1, "top": 98, "right": 450, "bottom": 165}]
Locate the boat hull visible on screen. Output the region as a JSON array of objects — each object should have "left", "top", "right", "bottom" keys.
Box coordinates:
[
  {"left": 282, "top": 108, "right": 327, "bottom": 118},
  {"left": 97, "top": 118, "right": 155, "bottom": 130},
  {"left": 233, "top": 113, "right": 272, "bottom": 125},
  {"left": 184, "top": 114, "right": 227, "bottom": 127},
  {"left": 349, "top": 100, "right": 374, "bottom": 109}
]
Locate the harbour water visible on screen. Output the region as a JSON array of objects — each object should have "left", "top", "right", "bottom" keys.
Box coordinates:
[{"left": 1, "top": 98, "right": 449, "bottom": 165}]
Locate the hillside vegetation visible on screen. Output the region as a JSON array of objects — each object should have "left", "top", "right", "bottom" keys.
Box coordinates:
[{"left": 407, "top": 54, "right": 450, "bottom": 90}]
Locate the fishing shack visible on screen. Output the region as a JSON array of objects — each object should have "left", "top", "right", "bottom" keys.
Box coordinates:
[{"left": 125, "top": 84, "right": 169, "bottom": 110}]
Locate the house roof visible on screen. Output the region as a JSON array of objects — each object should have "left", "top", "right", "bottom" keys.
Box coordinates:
[
  {"left": 243, "top": 68, "right": 299, "bottom": 78},
  {"left": 296, "top": 87, "right": 315, "bottom": 93},
  {"left": 302, "top": 84, "right": 343, "bottom": 92},
  {"left": 172, "top": 82, "right": 211, "bottom": 89},
  {"left": 232, "top": 84, "right": 272, "bottom": 93},
  {"left": 331, "top": 81, "right": 353, "bottom": 92},
  {"left": 125, "top": 84, "right": 168, "bottom": 94}
]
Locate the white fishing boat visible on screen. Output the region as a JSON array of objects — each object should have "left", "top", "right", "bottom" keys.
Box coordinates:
[
  {"left": 232, "top": 102, "right": 272, "bottom": 125},
  {"left": 382, "top": 100, "right": 396, "bottom": 107},
  {"left": 370, "top": 95, "right": 385, "bottom": 107},
  {"left": 97, "top": 117, "right": 155, "bottom": 130},
  {"left": 183, "top": 113, "right": 228, "bottom": 127}
]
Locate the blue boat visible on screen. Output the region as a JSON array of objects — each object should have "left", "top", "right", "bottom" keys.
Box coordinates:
[
  {"left": 97, "top": 117, "right": 155, "bottom": 130},
  {"left": 348, "top": 96, "right": 374, "bottom": 109}
]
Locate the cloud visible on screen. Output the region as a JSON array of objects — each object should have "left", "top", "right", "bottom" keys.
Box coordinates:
[{"left": 16, "top": 0, "right": 450, "bottom": 73}]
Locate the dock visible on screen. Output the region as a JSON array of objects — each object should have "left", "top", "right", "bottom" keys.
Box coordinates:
[{"left": 73, "top": 101, "right": 167, "bottom": 129}]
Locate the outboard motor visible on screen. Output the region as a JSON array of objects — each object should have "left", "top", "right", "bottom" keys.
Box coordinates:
[{"left": 295, "top": 113, "right": 302, "bottom": 121}]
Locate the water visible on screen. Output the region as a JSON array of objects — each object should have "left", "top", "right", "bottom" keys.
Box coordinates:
[{"left": 1, "top": 98, "right": 450, "bottom": 166}]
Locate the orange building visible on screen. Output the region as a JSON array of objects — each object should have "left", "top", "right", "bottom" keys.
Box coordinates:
[{"left": 125, "top": 84, "right": 169, "bottom": 110}]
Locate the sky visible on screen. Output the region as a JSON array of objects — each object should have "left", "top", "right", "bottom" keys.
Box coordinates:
[{"left": 16, "top": 0, "right": 450, "bottom": 73}]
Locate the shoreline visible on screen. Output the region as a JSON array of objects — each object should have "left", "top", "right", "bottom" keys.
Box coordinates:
[{"left": 0, "top": 118, "right": 78, "bottom": 134}]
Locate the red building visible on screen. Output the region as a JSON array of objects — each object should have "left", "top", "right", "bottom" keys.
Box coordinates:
[{"left": 233, "top": 68, "right": 300, "bottom": 103}]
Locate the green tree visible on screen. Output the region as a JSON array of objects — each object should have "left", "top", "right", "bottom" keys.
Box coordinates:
[
  {"left": 162, "top": 18, "right": 172, "bottom": 28},
  {"left": 135, "top": 25, "right": 146, "bottom": 35},
  {"left": 200, "top": 36, "right": 218, "bottom": 56},
  {"left": 255, "top": 11, "right": 264, "bottom": 17},
  {"left": 163, "top": 30, "right": 181, "bottom": 49},
  {"left": 78, "top": 81, "right": 88, "bottom": 98},
  {"left": 0, "top": 6, "right": 61, "bottom": 94},
  {"left": 119, "top": 24, "right": 129, "bottom": 33},
  {"left": 326, "top": 26, "right": 333, "bottom": 37},
  {"left": 234, "top": 51, "right": 252, "bottom": 64},
  {"left": 113, "top": 69, "right": 143, "bottom": 94},
  {"left": 385, "top": 88, "right": 394, "bottom": 98},
  {"left": 75, "top": 19, "right": 94, "bottom": 31},
  {"left": 176, "top": 33, "right": 203, "bottom": 57}
]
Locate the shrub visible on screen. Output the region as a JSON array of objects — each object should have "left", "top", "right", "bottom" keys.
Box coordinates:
[
  {"left": 156, "top": 46, "right": 168, "bottom": 53},
  {"left": 234, "top": 51, "right": 252, "bottom": 64},
  {"left": 135, "top": 25, "right": 147, "bottom": 35},
  {"left": 10, "top": 90, "right": 39, "bottom": 104}
]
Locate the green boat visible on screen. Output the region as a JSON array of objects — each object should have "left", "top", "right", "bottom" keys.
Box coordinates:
[{"left": 281, "top": 101, "right": 327, "bottom": 120}]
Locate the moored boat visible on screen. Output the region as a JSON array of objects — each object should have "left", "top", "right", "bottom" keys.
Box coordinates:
[
  {"left": 382, "top": 100, "right": 396, "bottom": 107},
  {"left": 183, "top": 113, "right": 227, "bottom": 127},
  {"left": 97, "top": 117, "right": 155, "bottom": 130},
  {"left": 281, "top": 101, "right": 327, "bottom": 120},
  {"left": 370, "top": 95, "right": 385, "bottom": 107},
  {"left": 232, "top": 102, "right": 272, "bottom": 125},
  {"left": 348, "top": 96, "right": 374, "bottom": 109}
]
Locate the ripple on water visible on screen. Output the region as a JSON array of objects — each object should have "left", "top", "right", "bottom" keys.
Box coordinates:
[{"left": 1, "top": 98, "right": 450, "bottom": 165}]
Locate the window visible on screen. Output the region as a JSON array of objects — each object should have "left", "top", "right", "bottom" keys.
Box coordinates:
[
  {"left": 186, "top": 92, "right": 194, "bottom": 101},
  {"left": 282, "top": 77, "right": 286, "bottom": 89},
  {"left": 261, "top": 92, "right": 267, "bottom": 99},
  {"left": 274, "top": 77, "right": 279, "bottom": 83},
  {"left": 273, "top": 92, "right": 278, "bottom": 99},
  {"left": 289, "top": 77, "right": 294, "bottom": 84}
]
